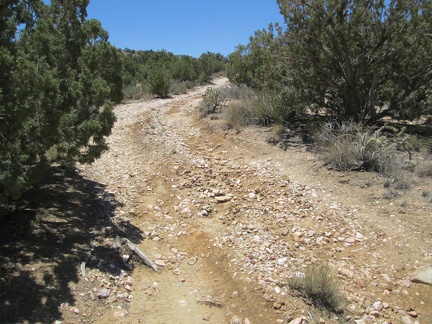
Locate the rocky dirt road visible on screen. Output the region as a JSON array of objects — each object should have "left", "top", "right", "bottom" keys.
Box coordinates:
[{"left": 75, "top": 77, "right": 432, "bottom": 324}]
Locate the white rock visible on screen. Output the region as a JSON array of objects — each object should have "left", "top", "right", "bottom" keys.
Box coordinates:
[
  {"left": 98, "top": 288, "right": 110, "bottom": 299},
  {"left": 154, "top": 260, "right": 167, "bottom": 267},
  {"left": 216, "top": 196, "right": 232, "bottom": 203},
  {"left": 289, "top": 317, "right": 305, "bottom": 324}
]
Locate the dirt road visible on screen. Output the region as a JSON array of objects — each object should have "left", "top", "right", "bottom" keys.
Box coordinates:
[{"left": 76, "top": 77, "right": 432, "bottom": 323}]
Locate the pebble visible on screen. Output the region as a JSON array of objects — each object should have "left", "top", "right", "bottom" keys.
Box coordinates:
[
  {"left": 289, "top": 317, "right": 305, "bottom": 324},
  {"left": 273, "top": 302, "right": 282, "bottom": 310},
  {"left": 188, "top": 257, "right": 198, "bottom": 265},
  {"left": 113, "top": 311, "right": 126, "bottom": 318},
  {"left": 98, "top": 288, "right": 110, "bottom": 299},
  {"left": 373, "top": 301, "right": 383, "bottom": 311},
  {"left": 230, "top": 316, "right": 242, "bottom": 324},
  {"left": 216, "top": 196, "right": 232, "bottom": 203},
  {"left": 154, "top": 260, "right": 167, "bottom": 267}
]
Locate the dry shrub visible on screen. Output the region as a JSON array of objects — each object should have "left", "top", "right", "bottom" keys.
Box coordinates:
[
  {"left": 219, "top": 84, "right": 256, "bottom": 101},
  {"left": 198, "top": 87, "right": 225, "bottom": 118},
  {"left": 122, "top": 83, "right": 152, "bottom": 101},
  {"left": 170, "top": 80, "right": 188, "bottom": 95},
  {"left": 289, "top": 265, "right": 344, "bottom": 312},
  {"left": 316, "top": 121, "right": 401, "bottom": 173},
  {"left": 221, "top": 101, "right": 251, "bottom": 132},
  {"left": 416, "top": 159, "right": 432, "bottom": 177}
]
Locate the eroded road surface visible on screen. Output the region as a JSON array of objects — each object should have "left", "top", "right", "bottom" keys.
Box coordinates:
[{"left": 76, "top": 78, "right": 432, "bottom": 324}]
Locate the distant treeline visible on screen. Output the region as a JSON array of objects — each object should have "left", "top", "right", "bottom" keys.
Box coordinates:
[{"left": 121, "top": 49, "right": 227, "bottom": 99}]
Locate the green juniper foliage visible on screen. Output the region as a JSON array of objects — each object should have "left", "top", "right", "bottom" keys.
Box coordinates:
[
  {"left": 228, "top": 0, "right": 432, "bottom": 124},
  {"left": 121, "top": 49, "right": 226, "bottom": 99},
  {"left": 0, "top": 0, "right": 122, "bottom": 201}
]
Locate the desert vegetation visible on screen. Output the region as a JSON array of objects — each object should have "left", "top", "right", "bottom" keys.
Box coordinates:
[
  {"left": 198, "top": 0, "right": 432, "bottom": 204},
  {"left": 0, "top": 0, "right": 122, "bottom": 201},
  {"left": 121, "top": 49, "right": 227, "bottom": 100},
  {"left": 2, "top": 0, "right": 432, "bottom": 322}
]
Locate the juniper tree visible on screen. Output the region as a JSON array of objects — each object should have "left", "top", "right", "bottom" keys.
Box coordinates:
[
  {"left": 0, "top": 0, "right": 122, "bottom": 201},
  {"left": 276, "top": 0, "right": 432, "bottom": 122}
]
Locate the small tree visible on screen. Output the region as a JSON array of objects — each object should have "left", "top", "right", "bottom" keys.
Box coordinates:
[
  {"left": 0, "top": 0, "right": 122, "bottom": 201},
  {"left": 149, "top": 64, "right": 171, "bottom": 97},
  {"left": 276, "top": 0, "right": 432, "bottom": 122}
]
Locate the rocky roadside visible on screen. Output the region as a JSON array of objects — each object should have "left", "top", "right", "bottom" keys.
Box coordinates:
[{"left": 60, "top": 77, "right": 432, "bottom": 324}]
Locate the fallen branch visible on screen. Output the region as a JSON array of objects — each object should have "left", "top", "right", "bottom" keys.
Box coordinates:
[
  {"left": 116, "top": 236, "right": 159, "bottom": 272},
  {"left": 197, "top": 297, "right": 224, "bottom": 308}
]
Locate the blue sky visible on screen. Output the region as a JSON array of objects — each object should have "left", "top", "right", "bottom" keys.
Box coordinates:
[{"left": 86, "top": 0, "right": 284, "bottom": 57}]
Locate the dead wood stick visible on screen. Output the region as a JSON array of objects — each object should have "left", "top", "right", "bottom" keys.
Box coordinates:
[
  {"left": 119, "top": 237, "right": 159, "bottom": 272},
  {"left": 197, "top": 298, "right": 224, "bottom": 308}
]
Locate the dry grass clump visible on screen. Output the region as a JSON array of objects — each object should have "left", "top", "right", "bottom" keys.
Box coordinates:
[
  {"left": 289, "top": 265, "right": 344, "bottom": 312},
  {"left": 316, "top": 121, "right": 401, "bottom": 173},
  {"left": 416, "top": 158, "right": 432, "bottom": 177},
  {"left": 122, "top": 83, "right": 152, "bottom": 101},
  {"left": 170, "top": 80, "right": 188, "bottom": 95},
  {"left": 221, "top": 101, "right": 252, "bottom": 132}
]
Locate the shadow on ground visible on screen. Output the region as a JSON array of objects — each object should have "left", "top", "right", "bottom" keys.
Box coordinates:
[{"left": 0, "top": 166, "right": 143, "bottom": 323}]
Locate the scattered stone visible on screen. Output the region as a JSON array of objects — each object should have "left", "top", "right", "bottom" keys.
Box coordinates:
[
  {"left": 188, "top": 257, "right": 198, "bottom": 265},
  {"left": 73, "top": 308, "right": 80, "bottom": 315},
  {"left": 173, "top": 268, "right": 181, "bottom": 275},
  {"left": 125, "top": 284, "right": 132, "bottom": 292},
  {"left": 113, "top": 311, "right": 126, "bottom": 318},
  {"left": 106, "top": 295, "right": 118, "bottom": 303},
  {"left": 400, "top": 316, "right": 414, "bottom": 324},
  {"left": 216, "top": 196, "right": 232, "bottom": 203},
  {"left": 98, "top": 288, "right": 110, "bottom": 299},
  {"left": 289, "top": 317, "right": 305, "bottom": 324},
  {"left": 230, "top": 316, "right": 242, "bottom": 324},
  {"left": 273, "top": 301, "right": 282, "bottom": 310},
  {"left": 338, "top": 267, "right": 354, "bottom": 279},
  {"left": 154, "top": 260, "right": 167, "bottom": 267},
  {"left": 373, "top": 301, "right": 383, "bottom": 311},
  {"left": 410, "top": 266, "right": 432, "bottom": 286},
  {"left": 407, "top": 311, "right": 418, "bottom": 318}
]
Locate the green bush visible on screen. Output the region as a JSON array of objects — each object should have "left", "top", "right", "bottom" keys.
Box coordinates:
[
  {"left": 0, "top": 2, "right": 121, "bottom": 201},
  {"left": 251, "top": 87, "right": 302, "bottom": 124},
  {"left": 149, "top": 67, "right": 170, "bottom": 98}
]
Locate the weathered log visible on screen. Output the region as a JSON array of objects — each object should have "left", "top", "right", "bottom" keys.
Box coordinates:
[{"left": 117, "top": 236, "right": 159, "bottom": 272}]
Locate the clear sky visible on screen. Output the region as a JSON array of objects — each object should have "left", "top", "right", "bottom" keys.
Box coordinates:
[{"left": 86, "top": 0, "right": 284, "bottom": 58}]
